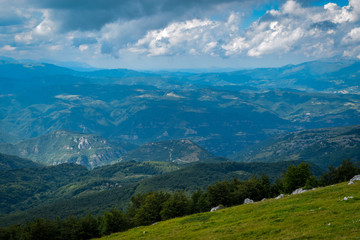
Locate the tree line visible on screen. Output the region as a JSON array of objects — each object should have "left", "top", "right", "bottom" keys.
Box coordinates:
[{"left": 1, "top": 158, "right": 359, "bottom": 240}]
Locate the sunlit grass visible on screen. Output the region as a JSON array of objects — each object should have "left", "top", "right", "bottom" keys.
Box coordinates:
[{"left": 97, "top": 182, "right": 360, "bottom": 240}]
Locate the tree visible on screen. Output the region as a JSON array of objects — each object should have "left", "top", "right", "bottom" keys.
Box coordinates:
[
  {"left": 23, "top": 218, "right": 60, "bottom": 240},
  {"left": 282, "top": 163, "right": 312, "bottom": 193},
  {"left": 101, "top": 210, "right": 129, "bottom": 235},
  {"left": 132, "top": 192, "right": 170, "bottom": 226},
  {"left": 189, "top": 189, "right": 211, "bottom": 214},
  {"left": 206, "top": 180, "right": 233, "bottom": 207},
  {"left": 320, "top": 158, "right": 360, "bottom": 186},
  {"left": 160, "top": 191, "right": 190, "bottom": 220},
  {"left": 75, "top": 214, "right": 101, "bottom": 239}
]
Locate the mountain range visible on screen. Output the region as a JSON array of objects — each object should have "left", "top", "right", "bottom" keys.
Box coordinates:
[
  {"left": 1, "top": 57, "right": 360, "bottom": 228},
  {"left": 0, "top": 131, "right": 215, "bottom": 169},
  {"left": 0, "top": 130, "right": 134, "bottom": 169},
  {"left": 232, "top": 124, "right": 360, "bottom": 169},
  {"left": 1, "top": 58, "right": 360, "bottom": 158}
]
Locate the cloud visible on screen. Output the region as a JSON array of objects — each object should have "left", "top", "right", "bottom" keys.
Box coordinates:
[
  {"left": 128, "top": 12, "right": 247, "bottom": 57},
  {"left": 130, "top": 0, "right": 360, "bottom": 60},
  {"left": 1, "top": 45, "right": 16, "bottom": 51},
  {"left": 130, "top": 19, "right": 220, "bottom": 56},
  {"left": 1, "top": 0, "right": 360, "bottom": 67},
  {"left": 23, "top": 0, "right": 258, "bottom": 32},
  {"left": 1, "top": 0, "right": 266, "bottom": 59},
  {"left": 342, "top": 27, "right": 360, "bottom": 44},
  {"left": 130, "top": 0, "right": 351, "bottom": 58}
]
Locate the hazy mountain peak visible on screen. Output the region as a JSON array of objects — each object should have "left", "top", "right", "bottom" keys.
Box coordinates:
[{"left": 119, "top": 139, "right": 214, "bottom": 164}]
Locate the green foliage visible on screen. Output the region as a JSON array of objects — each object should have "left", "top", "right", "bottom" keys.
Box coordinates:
[
  {"left": 304, "top": 176, "right": 318, "bottom": 189},
  {"left": 0, "top": 163, "right": 89, "bottom": 215},
  {"left": 1, "top": 159, "right": 359, "bottom": 240},
  {"left": 131, "top": 192, "right": 170, "bottom": 226},
  {"left": 135, "top": 160, "right": 323, "bottom": 195},
  {"left": 282, "top": 163, "right": 312, "bottom": 193},
  {"left": 0, "top": 153, "right": 42, "bottom": 170},
  {"left": 101, "top": 210, "right": 129, "bottom": 236},
  {"left": 160, "top": 191, "right": 189, "bottom": 220},
  {"left": 23, "top": 218, "right": 60, "bottom": 240},
  {"left": 320, "top": 158, "right": 360, "bottom": 186},
  {"left": 206, "top": 176, "right": 273, "bottom": 207},
  {"left": 0, "top": 160, "right": 324, "bottom": 228},
  {"left": 189, "top": 189, "right": 211, "bottom": 213}
]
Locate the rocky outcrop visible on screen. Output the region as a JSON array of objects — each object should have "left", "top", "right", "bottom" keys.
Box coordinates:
[
  {"left": 292, "top": 188, "right": 307, "bottom": 195},
  {"left": 349, "top": 175, "right": 360, "bottom": 185},
  {"left": 244, "top": 198, "right": 254, "bottom": 204},
  {"left": 275, "top": 194, "right": 284, "bottom": 199},
  {"left": 210, "top": 205, "right": 225, "bottom": 212}
]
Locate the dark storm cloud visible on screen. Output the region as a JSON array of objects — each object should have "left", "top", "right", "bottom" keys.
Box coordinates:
[{"left": 26, "top": 0, "right": 266, "bottom": 32}]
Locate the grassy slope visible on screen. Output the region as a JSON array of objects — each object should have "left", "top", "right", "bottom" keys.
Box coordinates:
[{"left": 99, "top": 182, "right": 360, "bottom": 240}]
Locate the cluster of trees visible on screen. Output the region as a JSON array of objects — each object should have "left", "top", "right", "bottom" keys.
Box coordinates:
[{"left": 1, "top": 159, "right": 359, "bottom": 240}]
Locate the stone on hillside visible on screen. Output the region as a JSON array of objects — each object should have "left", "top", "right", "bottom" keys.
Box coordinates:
[
  {"left": 275, "top": 194, "right": 284, "bottom": 199},
  {"left": 292, "top": 188, "right": 307, "bottom": 195},
  {"left": 210, "top": 205, "right": 225, "bottom": 212},
  {"left": 244, "top": 198, "right": 254, "bottom": 204},
  {"left": 349, "top": 175, "right": 360, "bottom": 185}
]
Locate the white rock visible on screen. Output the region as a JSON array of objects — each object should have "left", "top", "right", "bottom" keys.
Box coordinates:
[
  {"left": 244, "top": 198, "right": 254, "bottom": 204},
  {"left": 292, "top": 188, "right": 308, "bottom": 195},
  {"left": 210, "top": 205, "right": 224, "bottom": 212},
  {"left": 349, "top": 175, "right": 360, "bottom": 185},
  {"left": 275, "top": 194, "right": 284, "bottom": 199}
]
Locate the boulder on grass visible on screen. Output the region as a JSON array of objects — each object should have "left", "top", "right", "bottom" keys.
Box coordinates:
[
  {"left": 292, "top": 188, "right": 307, "bottom": 195},
  {"left": 210, "top": 205, "right": 225, "bottom": 212},
  {"left": 349, "top": 175, "right": 360, "bottom": 185},
  {"left": 244, "top": 198, "right": 254, "bottom": 204}
]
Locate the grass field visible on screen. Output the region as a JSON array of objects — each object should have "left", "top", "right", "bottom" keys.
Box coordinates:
[{"left": 97, "top": 182, "right": 360, "bottom": 239}]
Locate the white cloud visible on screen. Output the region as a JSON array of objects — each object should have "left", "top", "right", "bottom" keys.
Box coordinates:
[
  {"left": 79, "top": 44, "right": 89, "bottom": 52},
  {"left": 2, "top": 45, "right": 16, "bottom": 51},
  {"left": 282, "top": 0, "right": 306, "bottom": 16},
  {"left": 130, "top": 0, "right": 357, "bottom": 59},
  {"left": 130, "top": 19, "right": 223, "bottom": 56},
  {"left": 48, "top": 45, "right": 62, "bottom": 51},
  {"left": 1, "top": 0, "right": 360, "bottom": 68},
  {"left": 222, "top": 37, "right": 249, "bottom": 56},
  {"left": 342, "top": 27, "right": 360, "bottom": 44}
]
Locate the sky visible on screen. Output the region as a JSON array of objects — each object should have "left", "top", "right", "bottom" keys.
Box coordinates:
[{"left": 0, "top": 0, "right": 359, "bottom": 70}]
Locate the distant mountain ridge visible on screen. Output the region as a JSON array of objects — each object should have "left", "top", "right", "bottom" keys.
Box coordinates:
[
  {"left": 0, "top": 130, "right": 135, "bottom": 169},
  {"left": 1, "top": 58, "right": 360, "bottom": 158},
  {"left": 232, "top": 124, "right": 360, "bottom": 169},
  {"left": 0, "top": 153, "right": 42, "bottom": 170},
  {"left": 119, "top": 139, "right": 215, "bottom": 164}
]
